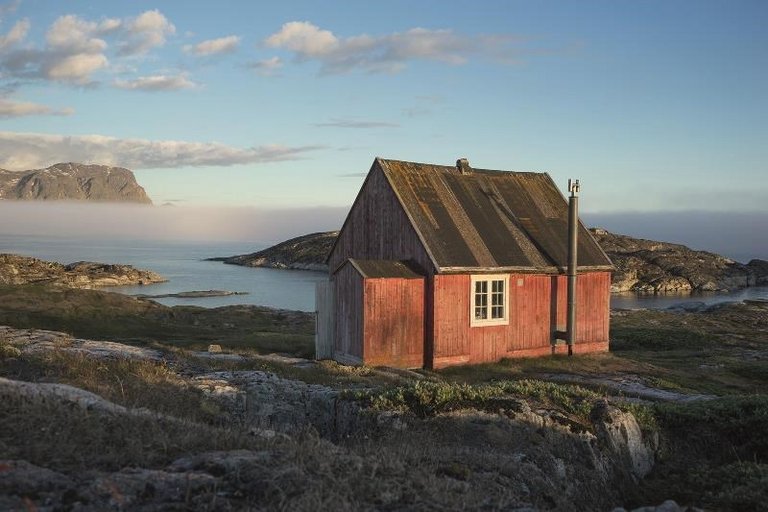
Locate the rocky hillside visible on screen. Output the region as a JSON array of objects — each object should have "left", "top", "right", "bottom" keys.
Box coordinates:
[
  {"left": 209, "top": 231, "right": 339, "bottom": 271},
  {"left": 590, "top": 228, "right": 768, "bottom": 293},
  {"left": 0, "top": 163, "right": 152, "bottom": 203},
  {"left": 0, "top": 254, "right": 165, "bottom": 288},
  {"left": 215, "top": 230, "right": 768, "bottom": 293}
]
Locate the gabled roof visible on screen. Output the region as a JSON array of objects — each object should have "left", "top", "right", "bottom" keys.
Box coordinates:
[
  {"left": 376, "top": 158, "right": 613, "bottom": 272},
  {"left": 345, "top": 259, "right": 424, "bottom": 279}
]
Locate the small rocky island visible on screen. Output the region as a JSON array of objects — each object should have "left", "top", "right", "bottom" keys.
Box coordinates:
[
  {"left": 0, "top": 163, "right": 152, "bottom": 203},
  {"left": 208, "top": 231, "right": 339, "bottom": 272},
  {"left": 0, "top": 254, "right": 165, "bottom": 288},
  {"left": 213, "top": 229, "right": 768, "bottom": 293}
]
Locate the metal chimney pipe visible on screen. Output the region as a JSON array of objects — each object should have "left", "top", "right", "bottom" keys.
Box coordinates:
[{"left": 566, "top": 179, "right": 580, "bottom": 356}]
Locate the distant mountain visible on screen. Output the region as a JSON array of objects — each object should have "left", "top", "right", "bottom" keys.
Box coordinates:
[
  {"left": 0, "top": 163, "right": 152, "bottom": 203},
  {"left": 212, "top": 229, "right": 768, "bottom": 293}
]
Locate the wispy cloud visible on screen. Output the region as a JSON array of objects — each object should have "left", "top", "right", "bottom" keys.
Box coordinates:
[
  {"left": 0, "top": 97, "right": 74, "bottom": 117},
  {"left": 315, "top": 117, "right": 399, "bottom": 129},
  {"left": 0, "top": 17, "right": 28, "bottom": 50},
  {"left": 264, "top": 21, "right": 532, "bottom": 74},
  {"left": 184, "top": 35, "right": 240, "bottom": 56},
  {"left": 0, "top": 131, "right": 325, "bottom": 171},
  {"left": 249, "top": 56, "right": 282, "bottom": 76},
  {"left": 114, "top": 73, "right": 196, "bottom": 91}
]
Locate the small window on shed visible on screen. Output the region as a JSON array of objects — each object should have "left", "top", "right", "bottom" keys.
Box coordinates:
[{"left": 470, "top": 275, "right": 509, "bottom": 327}]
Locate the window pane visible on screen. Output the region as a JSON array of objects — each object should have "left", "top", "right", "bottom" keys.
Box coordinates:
[
  {"left": 475, "top": 307, "right": 487, "bottom": 319},
  {"left": 491, "top": 306, "right": 503, "bottom": 318}
]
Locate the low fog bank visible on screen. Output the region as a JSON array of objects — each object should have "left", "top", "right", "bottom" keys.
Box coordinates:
[
  {"left": 0, "top": 203, "right": 764, "bottom": 263},
  {"left": 0, "top": 202, "right": 347, "bottom": 245},
  {"left": 583, "top": 210, "right": 768, "bottom": 263}
]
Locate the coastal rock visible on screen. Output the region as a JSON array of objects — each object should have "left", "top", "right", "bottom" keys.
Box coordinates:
[
  {"left": 210, "top": 231, "right": 338, "bottom": 272},
  {"left": 591, "top": 400, "right": 655, "bottom": 480},
  {"left": 0, "top": 163, "right": 152, "bottom": 203},
  {"left": 0, "top": 253, "right": 166, "bottom": 288},
  {"left": 590, "top": 229, "right": 768, "bottom": 293},
  {"left": 211, "top": 229, "right": 768, "bottom": 295}
]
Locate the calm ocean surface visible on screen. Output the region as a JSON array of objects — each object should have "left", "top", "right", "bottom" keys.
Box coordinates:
[
  {"left": 0, "top": 234, "right": 326, "bottom": 311},
  {"left": 1, "top": 234, "right": 766, "bottom": 311}
]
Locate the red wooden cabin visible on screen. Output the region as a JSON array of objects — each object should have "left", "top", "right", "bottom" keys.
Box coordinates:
[{"left": 318, "top": 157, "right": 613, "bottom": 369}]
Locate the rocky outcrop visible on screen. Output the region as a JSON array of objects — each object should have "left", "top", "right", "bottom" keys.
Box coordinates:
[
  {"left": 212, "top": 229, "right": 768, "bottom": 294},
  {"left": 590, "top": 228, "right": 768, "bottom": 293},
  {"left": 0, "top": 163, "right": 152, "bottom": 203},
  {"left": 209, "top": 231, "right": 338, "bottom": 271},
  {"left": 0, "top": 254, "right": 166, "bottom": 288}
]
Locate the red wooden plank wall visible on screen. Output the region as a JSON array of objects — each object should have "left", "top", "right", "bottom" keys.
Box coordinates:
[
  {"left": 552, "top": 272, "right": 611, "bottom": 344},
  {"left": 431, "top": 271, "right": 610, "bottom": 368},
  {"left": 363, "top": 277, "right": 425, "bottom": 368},
  {"left": 328, "top": 164, "right": 435, "bottom": 275}
]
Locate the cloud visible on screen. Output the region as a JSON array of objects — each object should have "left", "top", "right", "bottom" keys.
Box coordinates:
[
  {"left": 118, "top": 9, "right": 175, "bottom": 56},
  {"left": 0, "top": 17, "right": 28, "bottom": 50},
  {"left": 184, "top": 35, "right": 240, "bottom": 56},
  {"left": 0, "top": 97, "right": 74, "bottom": 117},
  {"left": 249, "top": 56, "right": 282, "bottom": 76},
  {"left": 0, "top": 10, "right": 176, "bottom": 85},
  {"left": 0, "top": 131, "right": 325, "bottom": 170},
  {"left": 315, "top": 117, "right": 399, "bottom": 128},
  {"left": 114, "top": 73, "right": 196, "bottom": 91},
  {"left": 264, "top": 21, "right": 530, "bottom": 74},
  {"left": 402, "top": 106, "right": 432, "bottom": 117}
]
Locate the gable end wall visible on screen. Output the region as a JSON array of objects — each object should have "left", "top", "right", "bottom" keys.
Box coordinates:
[{"left": 328, "top": 163, "right": 435, "bottom": 275}]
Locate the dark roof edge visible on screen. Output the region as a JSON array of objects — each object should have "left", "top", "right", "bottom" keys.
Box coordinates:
[
  {"left": 437, "top": 265, "right": 615, "bottom": 275},
  {"left": 347, "top": 258, "right": 425, "bottom": 279},
  {"left": 377, "top": 158, "right": 441, "bottom": 273}
]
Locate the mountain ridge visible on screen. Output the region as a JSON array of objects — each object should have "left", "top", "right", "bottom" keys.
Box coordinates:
[{"left": 0, "top": 163, "right": 152, "bottom": 203}]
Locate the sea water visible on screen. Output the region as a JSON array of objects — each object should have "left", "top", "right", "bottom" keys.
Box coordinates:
[
  {"left": 1, "top": 233, "right": 766, "bottom": 311},
  {"left": 0, "top": 234, "right": 326, "bottom": 311}
]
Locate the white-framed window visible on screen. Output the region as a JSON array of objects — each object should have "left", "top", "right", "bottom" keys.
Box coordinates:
[{"left": 470, "top": 274, "right": 509, "bottom": 327}]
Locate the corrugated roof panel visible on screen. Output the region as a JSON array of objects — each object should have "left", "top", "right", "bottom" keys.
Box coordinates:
[{"left": 377, "top": 158, "right": 613, "bottom": 272}]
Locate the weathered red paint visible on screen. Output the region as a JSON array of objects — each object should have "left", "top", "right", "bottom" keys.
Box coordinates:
[
  {"left": 363, "top": 277, "right": 424, "bottom": 368},
  {"left": 430, "top": 271, "right": 610, "bottom": 369}
]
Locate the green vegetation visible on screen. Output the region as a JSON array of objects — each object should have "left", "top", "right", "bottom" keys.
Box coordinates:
[
  {"left": 1, "top": 281, "right": 767, "bottom": 510},
  {"left": 641, "top": 396, "right": 768, "bottom": 511},
  {"left": 0, "top": 284, "right": 314, "bottom": 357}
]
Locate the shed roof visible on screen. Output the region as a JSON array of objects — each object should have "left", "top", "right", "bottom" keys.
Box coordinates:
[
  {"left": 345, "top": 259, "right": 424, "bottom": 279},
  {"left": 376, "top": 158, "right": 613, "bottom": 272}
]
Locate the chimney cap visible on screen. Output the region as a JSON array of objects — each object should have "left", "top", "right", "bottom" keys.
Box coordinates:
[{"left": 456, "top": 158, "right": 472, "bottom": 175}]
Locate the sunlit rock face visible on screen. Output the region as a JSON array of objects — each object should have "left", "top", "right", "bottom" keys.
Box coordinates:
[
  {"left": 590, "top": 228, "right": 768, "bottom": 293},
  {"left": 0, "top": 163, "right": 151, "bottom": 203}
]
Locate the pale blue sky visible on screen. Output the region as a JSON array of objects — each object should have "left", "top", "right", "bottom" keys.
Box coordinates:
[{"left": 1, "top": 0, "right": 766, "bottom": 213}]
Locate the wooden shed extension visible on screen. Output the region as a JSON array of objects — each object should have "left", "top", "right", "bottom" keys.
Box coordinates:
[{"left": 333, "top": 259, "right": 425, "bottom": 369}]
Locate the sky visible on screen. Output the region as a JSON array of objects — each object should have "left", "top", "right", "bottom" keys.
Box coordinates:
[{"left": 0, "top": 1, "right": 766, "bottom": 256}]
